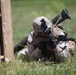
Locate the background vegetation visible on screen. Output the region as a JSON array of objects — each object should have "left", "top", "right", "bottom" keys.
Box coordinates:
[
  {"left": 12, "top": 0, "right": 76, "bottom": 45},
  {"left": 0, "top": 0, "right": 76, "bottom": 75}
]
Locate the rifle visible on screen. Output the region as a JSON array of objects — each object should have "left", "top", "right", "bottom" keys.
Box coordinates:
[{"left": 14, "top": 8, "right": 71, "bottom": 53}]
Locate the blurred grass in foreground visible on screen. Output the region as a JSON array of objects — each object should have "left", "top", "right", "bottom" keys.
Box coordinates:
[
  {"left": 0, "top": 56, "right": 76, "bottom": 75},
  {"left": 0, "top": 0, "right": 76, "bottom": 75}
]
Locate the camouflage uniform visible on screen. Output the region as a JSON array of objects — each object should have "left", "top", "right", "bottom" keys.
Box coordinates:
[
  {"left": 14, "top": 8, "right": 72, "bottom": 62},
  {"left": 27, "top": 16, "right": 56, "bottom": 61}
]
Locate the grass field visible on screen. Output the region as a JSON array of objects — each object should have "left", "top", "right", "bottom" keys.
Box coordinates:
[
  {"left": 12, "top": 0, "right": 76, "bottom": 45},
  {"left": 0, "top": 0, "right": 76, "bottom": 75}
]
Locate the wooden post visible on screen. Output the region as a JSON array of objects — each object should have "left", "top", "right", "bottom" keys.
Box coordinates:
[{"left": 0, "top": 0, "right": 14, "bottom": 62}]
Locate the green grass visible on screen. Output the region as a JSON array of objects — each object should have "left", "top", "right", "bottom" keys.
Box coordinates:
[
  {"left": 0, "top": 0, "right": 76, "bottom": 75},
  {"left": 12, "top": 0, "right": 76, "bottom": 45},
  {"left": 0, "top": 57, "right": 76, "bottom": 75}
]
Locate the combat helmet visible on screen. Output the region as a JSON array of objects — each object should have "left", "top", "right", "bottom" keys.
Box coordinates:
[{"left": 32, "top": 16, "right": 52, "bottom": 35}]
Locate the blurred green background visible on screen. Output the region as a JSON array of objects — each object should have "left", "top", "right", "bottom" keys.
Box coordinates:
[
  {"left": 12, "top": 0, "right": 76, "bottom": 45},
  {"left": 0, "top": 0, "right": 76, "bottom": 75}
]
